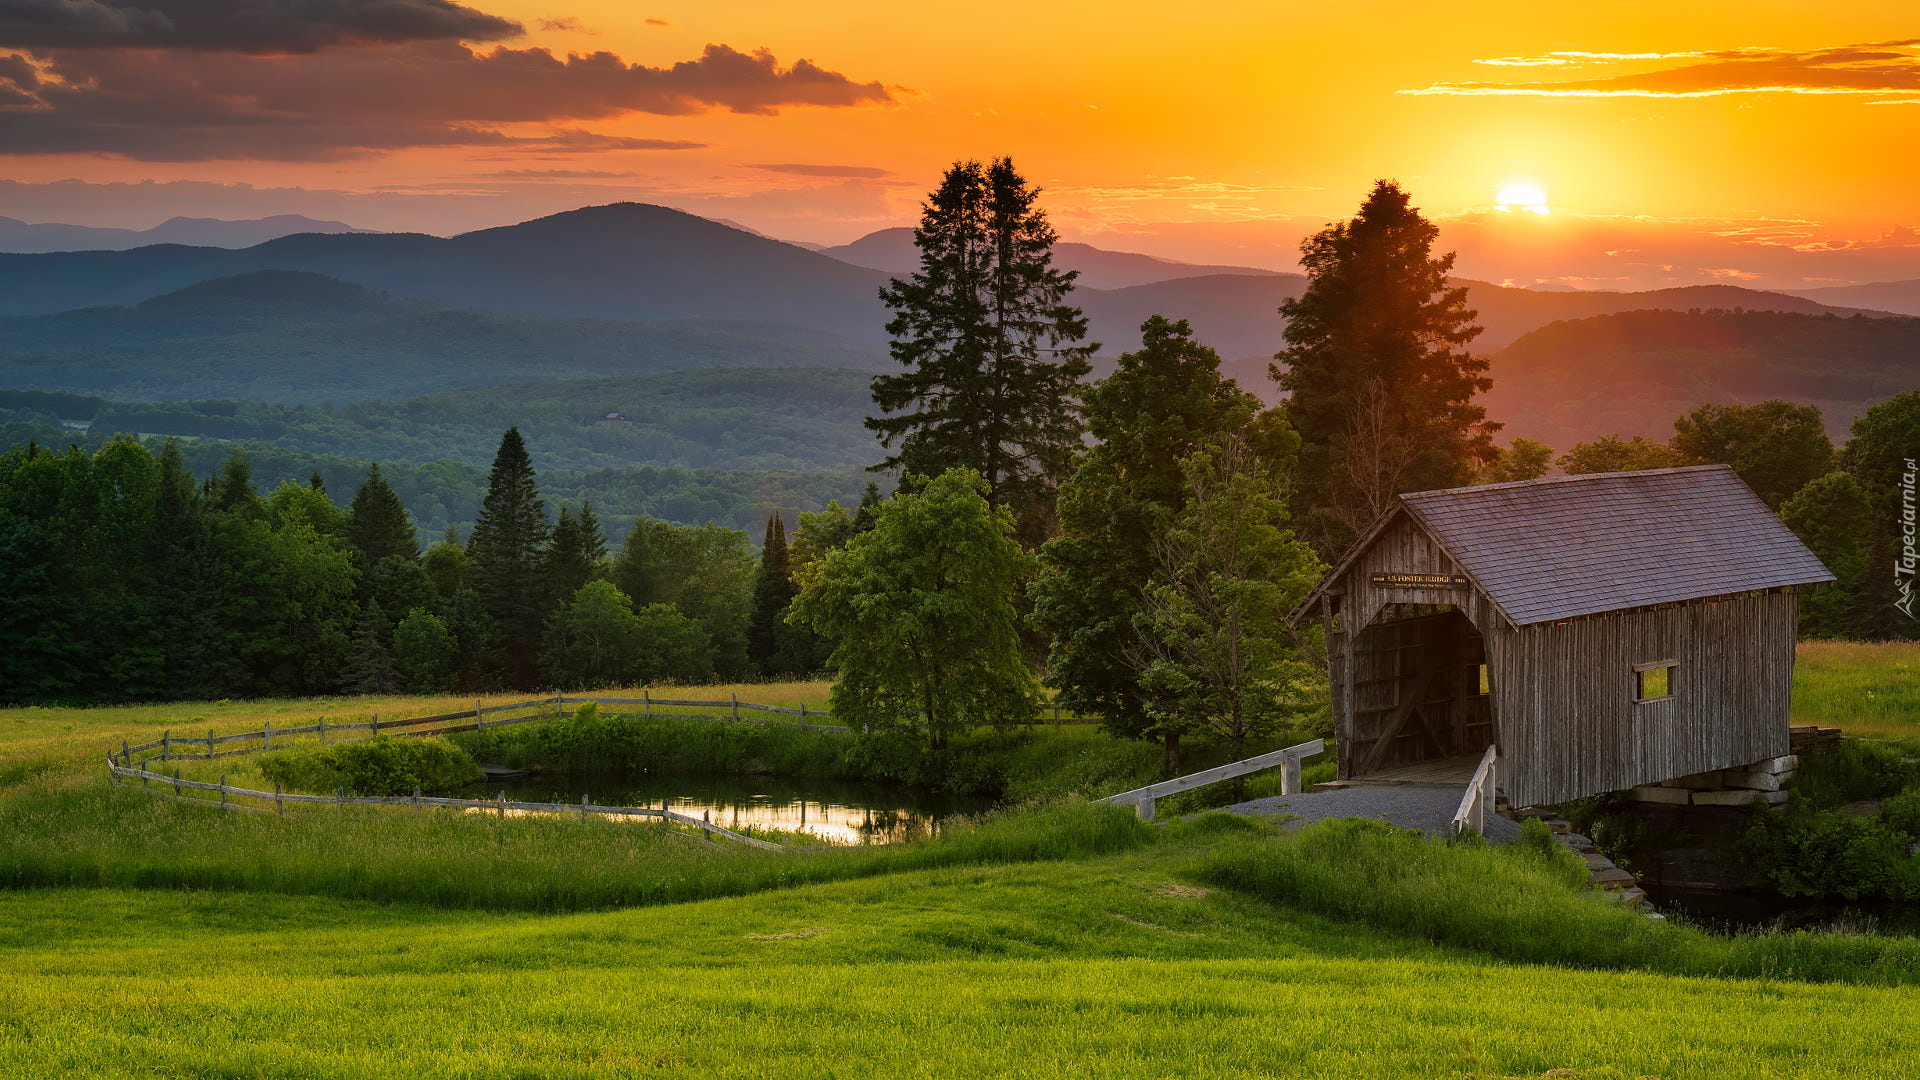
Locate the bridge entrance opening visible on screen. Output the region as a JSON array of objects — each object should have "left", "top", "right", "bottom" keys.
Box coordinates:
[{"left": 1347, "top": 604, "right": 1493, "bottom": 783}]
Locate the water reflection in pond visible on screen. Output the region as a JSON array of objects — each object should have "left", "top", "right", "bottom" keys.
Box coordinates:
[
  {"left": 1642, "top": 884, "right": 1920, "bottom": 937},
  {"left": 478, "top": 772, "right": 994, "bottom": 844}
]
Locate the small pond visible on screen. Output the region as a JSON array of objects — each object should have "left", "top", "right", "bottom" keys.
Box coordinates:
[
  {"left": 1642, "top": 883, "right": 1920, "bottom": 937},
  {"left": 474, "top": 772, "right": 995, "bottom": 844}
]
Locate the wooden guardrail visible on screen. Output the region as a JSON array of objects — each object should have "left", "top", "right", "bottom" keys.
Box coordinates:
[
  {"left": 1451, "top": 744, "right": 1499, "bottom": 839},
  {"left": 103, "top": 756, "right": 784, "bottom": 849},
  {"left": 1098, "top": 739, "right": 1326, "bottom": 821}
]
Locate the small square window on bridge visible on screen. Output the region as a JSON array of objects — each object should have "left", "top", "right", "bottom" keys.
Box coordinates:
[{"left": 1633, "top": 660, "right": 1677, "bottom": 703}]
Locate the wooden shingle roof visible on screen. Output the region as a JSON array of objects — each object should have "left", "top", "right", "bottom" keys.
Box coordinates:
[{"left": 1396, "top": 464, "right": 1834, "bottom": 626}]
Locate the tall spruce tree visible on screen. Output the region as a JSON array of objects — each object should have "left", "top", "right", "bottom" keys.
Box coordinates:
[
  {"left": 346, "top": 463, "right": 418, "bottom": 565},
  {"left": 1274, "top": 181, "right": 1496, "bottom": 557},
  {"left": 747, "top": 513, "right": 802, "bottom": 676},
  {"left": 1031, "top": 316, "right": 1295, "bottom": 762},
  {"left": 543, "top": 503, "right": 606, "bottom": 612},
  {"left": 869, "top": 157, "right": 1095, "bottom": 542},
  {"left": 466, "top": 427, "right": 550, "bottom": 685}
]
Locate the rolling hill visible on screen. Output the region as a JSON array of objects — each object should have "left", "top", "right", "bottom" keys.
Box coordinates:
[
  {"left": 0, "top": 270, "right": 886, "bottom": 404},
  {"left": 0, "top": 201, "right": 1897, "bottom": 384},
  {"left": 1481, "top": 308, "right": 1920, "bottom": 450},
  {"left": 0, "top": 214, "right": 369, "bottom": 254},
  {"left": 819, "top": 226, "right": 1282, "bottom": 289}
]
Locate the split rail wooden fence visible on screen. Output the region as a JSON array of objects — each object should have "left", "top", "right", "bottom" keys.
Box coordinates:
[{"left": 102, "top": 691, "right": 855, "bottom": 848}]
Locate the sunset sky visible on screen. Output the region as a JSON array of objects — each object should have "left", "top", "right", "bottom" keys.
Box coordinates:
[{"left": 3, "top": 0, "right": 1918, "bottom": 289}]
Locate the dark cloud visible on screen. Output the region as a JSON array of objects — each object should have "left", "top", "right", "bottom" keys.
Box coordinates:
[
  {"left": 1407, "top": 40, "right": 1920, "bottom": 99},
  {"left": 643, "top": 17, "right": 667, "bottom": 27},
  {"left": 748, "top": 162, "right": 891, "bottom": 178},
  {"left": 0, "top": 41, "right": 890, "bottom": 159},
  {"left": 537, "top": 15, "right": 589, "bottom": 33},
  {"left": 0, "top": 0, "right": 522, "bottom": 54}
]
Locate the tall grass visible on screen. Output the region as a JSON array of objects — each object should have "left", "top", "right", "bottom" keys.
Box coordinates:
[
  {"left": 1190, "top": 815, "right": 1920, "bottom": 985},
  {"left": 0, "top": 765, "right": 1150, "bottom": 911},
  {"left": 1794, "top": 641, "right": 1920, "bottom": 737}
]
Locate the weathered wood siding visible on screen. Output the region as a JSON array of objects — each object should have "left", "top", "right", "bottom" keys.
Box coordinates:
[
  {"left": 1324, "top": 512, "right": 1800, "bottom": 807},
  {"left": 1485, "top": 589, "right": 1797, "bottom": 806}
]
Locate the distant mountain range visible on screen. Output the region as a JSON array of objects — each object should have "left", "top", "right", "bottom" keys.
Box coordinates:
[
  {"left": 819, "top": 227, "right": 1283, "bottom": 290},
  {"left": 0, "top": 214, "right": 371, "bottom": 254},
  {"left": 0, "top": 202, "right": 1911, "bottom": 432},
  {"left": 1785, "top": 279, "right": 1920, "bottom": 317},
  {"left": 0, "top": 270, "right": 883, "bottom": 404},
  {"left": 1483, "top": 307, "right": 1920, "bottom": 450}
]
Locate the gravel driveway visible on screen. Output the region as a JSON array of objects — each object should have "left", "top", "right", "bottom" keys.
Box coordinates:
[{"left": 1221, "top": 786, "right": 1521, "bottom": 843}]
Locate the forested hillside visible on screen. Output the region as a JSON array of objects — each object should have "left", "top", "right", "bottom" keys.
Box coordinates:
[
  {"left": 0, "top": 271, "right": 885, "bottom": 404},
  {"left": 1484, "top": 308, "right": 1920, "bottom": 448}
]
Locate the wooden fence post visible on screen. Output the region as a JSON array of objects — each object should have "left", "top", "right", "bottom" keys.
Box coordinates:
[
  {"left": 370, "top": 713, "right": 379, "bottom": 736},
  {"left": 220, "top": 775, "right": 228, "bottom": 810},
  {"left": 263, "top": 721, "right": 272, "bottom": 751},
  {"left": 207, "top": 728, "right": 215, "bottom": 759},
  {"left": 475, "top": 699, "right": 484, "bottom": 730},
  {"left": 555, "top": 691, "right": 563, "bottom": 717},
  {"left": 1281, "top": 755, "right": 1302, "bottom": 796},
  {"left": 731, "top": 692, "right": 740, "bottom": 721},
  {"left": 580, "top": 794, "right": 589, "bottom": 818},
  {"left": 414, "top": 786, "right": 422, "bottom": 813},
  {"left": 643, "top": 690, "right": 651, "bottom": 718},
  {"left": 497, "top": 790, "right": 506, "bottom": 819},
  {"left": 275, "top": 781, "right": 283, "bottom": 814},
  {"left": 319, "top": 716, "right": 327, "bottom": 744}
]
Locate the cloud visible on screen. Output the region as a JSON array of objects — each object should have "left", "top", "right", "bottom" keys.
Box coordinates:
[
  {"left": 644, "top": 17, "right": 668, "bottom": 27},
  {"left": 537, "top": 16, "right": 590, "bottom": 33},
  {"left": 0, "top": 0, "right": 522, "bottom": 53},
  {"left": 481, "top": 168, "right": 639, "bottom": 178},
  {"left": 748, "top": 162, "right": 891, "bottom": 178},
  {"left": 0, "top": 41, "right": 892, "bottom": 159},
  {"left": 1406, "top": 40, "right": 1920, "bottom": 100}
]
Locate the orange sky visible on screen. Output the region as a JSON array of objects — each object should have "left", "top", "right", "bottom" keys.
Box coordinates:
[{"left": 3, "top": 0, "right": 1918, "bottom": 286}]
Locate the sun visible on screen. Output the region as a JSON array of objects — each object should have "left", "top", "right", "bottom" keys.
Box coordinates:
[{"left": 1495, "top": 180, "right": 1551, "bottom": 215}]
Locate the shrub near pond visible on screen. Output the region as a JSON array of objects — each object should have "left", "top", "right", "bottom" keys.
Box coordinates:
[{"left": 257, "top": 736, "right": 482, "bottom": 796}]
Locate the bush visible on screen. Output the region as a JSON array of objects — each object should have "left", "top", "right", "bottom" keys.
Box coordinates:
[
  {"left": 258, "top": 736, "right": 482, "bottom": 796},
  {"left": 1880, "top": 789, "right": 1920, "bottom": 838},
  {"left": 1741, "top": 799, "right": 1920, "bottom": 901}
]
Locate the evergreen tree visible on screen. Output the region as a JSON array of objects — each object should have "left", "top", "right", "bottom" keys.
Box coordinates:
[
  {"left": 344, "top": 603, "right": 402, "bottom": 694},
  {"left": 1274, "top": 181, "right": 1496, "bottom": 557},
  {"left": 466, "top": 427, "right": 550, "bottom": 686},
  {"left": 542, "top": 503, "right": 606, "bottom": 612},
  {"left": 346, "top": 463, "right": 419, "bottom": 565},
  {"left": 1031, "top": 316, "right": 1294, "bottom": 760},
  {"left": 747, "top": 513, "right": 803, "bottom": 676},
  {"left": 1837, "top": 390, "right": 1920, "bottom": 638},
  {"left": 869, "top": 157, "right": 1095, "bottom": 542}
]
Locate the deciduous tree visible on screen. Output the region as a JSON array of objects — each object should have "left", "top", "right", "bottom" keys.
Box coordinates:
[
  {"left": 1128, "top": 435, "right": 1326, "bottom": 764},
  {"left": 1031, "top": 316, "right": 1294, "bottom": 760},
  {"left": 790, "top": 468, "right": 1041, "bottom": 749}
]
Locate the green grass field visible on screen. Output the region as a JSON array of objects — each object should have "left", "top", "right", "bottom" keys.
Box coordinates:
[{"left": 4, "top": 645, "right": 1920, "bottom": 1078}]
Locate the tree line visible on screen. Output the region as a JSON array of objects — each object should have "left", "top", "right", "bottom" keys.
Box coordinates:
[
  {"left": 0, "top": 428, "right": 824, "bottom": 703},
  {"left": 3, "top": 159, "right": 1913, "bottom": 776}
]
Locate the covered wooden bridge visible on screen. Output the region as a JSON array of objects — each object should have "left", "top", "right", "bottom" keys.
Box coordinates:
[{"left": 1289, "top": 465, "right": 1835, "bottom": 808}]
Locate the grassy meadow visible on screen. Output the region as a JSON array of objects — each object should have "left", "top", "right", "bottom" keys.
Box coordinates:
[{"left": 3, "top": 643, "right": 1919, "bottom": 1078}]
